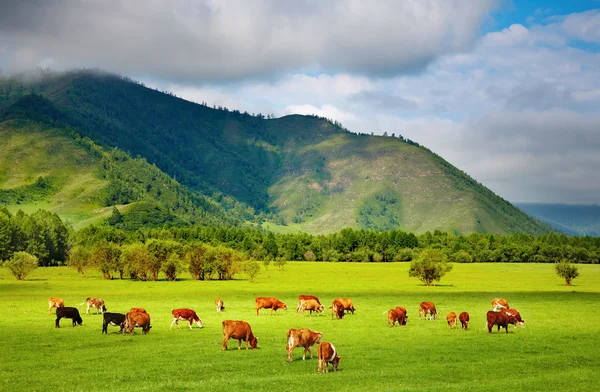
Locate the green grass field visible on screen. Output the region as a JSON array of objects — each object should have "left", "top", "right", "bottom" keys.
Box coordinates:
[{"left": 1, "top": 263, "right": 599, "bottom": 391}]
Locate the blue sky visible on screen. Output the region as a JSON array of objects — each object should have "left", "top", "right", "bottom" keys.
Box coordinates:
[{"left": 1, "top": 0, "right": 600, "bottom": 204}]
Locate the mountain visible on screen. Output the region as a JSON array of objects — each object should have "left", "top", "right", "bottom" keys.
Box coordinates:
[
  {"left": 516, "top": 203, "right": 600, "bottom": 236},
  {"left": 0, "top": 70, "right": 552, "bottom": 235}
]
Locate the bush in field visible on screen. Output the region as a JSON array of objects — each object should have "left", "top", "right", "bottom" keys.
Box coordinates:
[
  {"left": 90, "top": 241, "right": 121, "bottom": 279},
  {"left": 146, "top": 239, "right": 182, "bottom": 281},
  {"left": 4, "top": 251, "right": 38, "bottom": 280},
  {"left": 120, "top": 242, "right": 152, "bottom": 280},
  {"left": 185, "top": 242, "right": 209, "bottom": 280},
  {"left": 274, "top": 258, "right": 287, "bottom": 271},
  {"left": 243, "top": 260, "right": 261, "bottom": 282},
  {"left": 67, "top": 245, "right": 91, "bottom": 277},
  {"left": 555, "top": 260, "right": 580, "bottom": 286},
  {"left": 408, "top": 249, "right": 453, "bottom": 286},
  {"left": 304, "top": 250, "right": 316, "bottom": 261},
  {"left": 203, "top": 245, "right": 244, "bottom": 280},
  {"left": 162, "top": 253, "right": 183, "bottom": 281},
  {"left": 263, "top": 258, "right": 271, "bottom": 271},
  {"left": 450, "top": 250, "right": 473, "bottom": 263}
]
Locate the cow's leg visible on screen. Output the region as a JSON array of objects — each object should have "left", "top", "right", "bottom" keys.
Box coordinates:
[
  {"left": 256, "top": 307, "right": 260, "bottom": 316},
  {"left": 238, "top": 339, "right": 242, "bottom": 350},
  {"left": 222, "top": 335, "right": 230, "bottom": 351},
  {"left": 188, "top": 319, "right": 193, "bottom": 329},
  {"left": 170, "top": 318, "right": 177, "bottom": 330},
  {"left": 55, "top": 317, "right": 60, "bottom": 328}
]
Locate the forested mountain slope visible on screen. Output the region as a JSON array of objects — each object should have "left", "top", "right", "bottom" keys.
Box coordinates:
[{"left": 0, "top": 70, "right": 552, "bottom": 235}]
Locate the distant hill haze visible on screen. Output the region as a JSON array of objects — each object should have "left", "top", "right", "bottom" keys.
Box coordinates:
[
  {"left": 516, "top": 203, "right": 600, "bottom": 236},
  {"left": 0, "top": 70, "right": 552, "bottom": 235}
]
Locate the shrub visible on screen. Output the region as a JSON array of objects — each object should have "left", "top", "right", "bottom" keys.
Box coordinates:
[
  {"left": 185, "top": 242, "right": 209, "bottom": 280},
  {"left": 408, "top": 249, "right": 453, "bottom": 286},
  {"left": 68, "top": 245, "right": 91, "bottom": 277},
  {"left": 243, "top": 260, "right": 261, "bottom": 282},
  {"left": 555, "top": 260, "right": 580, "bottom": 286},
  {"left": 5, "top": 251, "right": 38, "bottom": 280},
  {"left": 162, "top": 253, "right": 183, "bottom": 281}
]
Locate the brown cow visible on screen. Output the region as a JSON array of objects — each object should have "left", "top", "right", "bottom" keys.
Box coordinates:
[
  {"left": 124, "top": 311, "right": 152, "bottom": 335},
  {"left": 48, "top": 298, "right": 64, "bottom": 314},
  {"left": 215, "top": 298, "right": 224, "bottom": 313},
  {"left": 317, "top": 342, "right": 341, "bottom": 373},
  {"left": 170, "top": 308, "right": 203, "bottom": 330},
  {"left": 130, "top": 307, "right": 147, "bottom": 313},
  {"left": 286, "top": 328, "right": 323, "bottom": 362},
  {"left": 492, "top": 298, "right": 510, "bottom": 312},
  {"left": 297, "top": 295, "right": 322, "bottom": 314},
  {"left": 298, "top": 299, "right": 324, "bottom": 316},
  {"left": 222, "top": 320, "right": 258, "bottom": 350},
  {"left": 83, "top": 298, "right": 106, "bottom": 315},
  {"left": 388, "top": 306, "right": 408, "bottom": 327},
  {"left": 446, "top": 312, "right": 458, "bottom": 329},
  {"left": 419, "top": 302, "right": 438, "bottom": 320},
  {"left": 331, "top": 299, "right": 346, "bottom": 320},
  {"left": 334, "top": 298, "right": 355, "bottom": 314},
  {"left": 459, "top": 312, "right": 470, "bottom": 330},
  {"left": 255, "top": 297, "right": 287, "bottom": 315},
  {"left": 503, "top": 308, "right": 525, "bottom": 328}
]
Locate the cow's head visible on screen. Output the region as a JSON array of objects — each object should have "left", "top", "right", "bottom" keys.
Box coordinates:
[
  {"left": 336, "top": 306, "right": 345, "bottom": 319},
  {"left": 102, "top": 305, "right": 107, "bottom": 313},
  {"left": 315, "top": 332, "right": 323, "bottom": 345},
  {"left": 281, "top": 302, "right": 288, "bottom": 311},
  {"left": 195, "top": 318, "right": 203, "bottom": 328},
  {"left": 142, "top": 325, "right": 152, "bottom": 335},
  {"left": 317, "top": 304, "right": 325, "bottom": 313},
  {"left": 75, "top": 316, "right": 83, "bottom": 326},
  {"left": 250, "top": 336, "right": 258, "bottom": 349},
  {"left": 332, "top": 355, "right": 341, "bottom": 371}
]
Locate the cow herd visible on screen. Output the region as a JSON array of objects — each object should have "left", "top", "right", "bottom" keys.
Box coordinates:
[{"left": 48, "top": 295, "right": 525, "bottom": 374}]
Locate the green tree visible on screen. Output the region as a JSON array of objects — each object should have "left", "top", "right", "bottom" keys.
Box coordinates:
[
  {"left": 107, "top": 206, "right": 123, "bottom": 226},
  {"left": 5, "top": 251, "right": 38, "bottom": 280},
  {"left": 162, "top": 253, "right": 183, "bottom": 281},
  {"left": 263, "top": 258, "right": 271, "bottom": 271},
  {"left": 146, "top": 239, "right": 182, "bottom": 280},
  {"left": 408, "top": 249, "right": 453, "bottom": 286},
  {"left": 90, "top": 241, "right": 121, "bottom": 279},
  {"left": 243, "top": 260, "right": 261, "bottom": 282},
  {"left": 555, "top": 260, "right": 580, "bottom": 286},
  {"left": 67, "top": 245, "right": 91, "bottom": 277},
  {"left": 120, "top": 242, "right": 152, "bottom": 280},
  {"left": 185, "top": 242, "right": 209, "bottom": 280},
  {"left": 274, "top": 258, "right": 287, "bottom": 271}
]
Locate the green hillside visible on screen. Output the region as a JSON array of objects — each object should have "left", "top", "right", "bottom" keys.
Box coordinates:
[{"left": 0, "top": 70, "right": 552, "bottom": 235}]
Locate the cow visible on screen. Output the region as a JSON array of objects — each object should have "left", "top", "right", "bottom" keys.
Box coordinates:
[
  {"left": 286, "top": 328, "right": 323, "bottom": 362},
  {"left": 215, "top": 298, "right": 224, "bottom": 313},
  {"left": 331, "top": 299, "right": 346, "bottom": 320},
  {"left": 170, "top": 308, "right": 203, "bottom": 330},
  {"left": 317, "top": 342, "right": 341, "bottom": 374},
  {"left": 297, "top": 299, "right": 324, "bottom": 316},
  {"left": 503, "top": 308, "right": 525, "bottom": 328},
  {"left": 130, "top": 307, "right": 147, "bottom": 313},
  {"left": 102, "top": 312, "right": 126, "bottom": 334},
  {"left": 222, "top": 320, "right": 258, "bottom": 350},
  {"left": 492, "top": 298, "right": 510, "bottom": 312},
  {"left": 388, "top": 306, "right": 408, "bottom": 327},
  {"left": 446, "top": 312, "right": 458, "bottom": 329},
  {"left": 297, "top": 295, "right": 322, "bottom": 313},
  {"left": 419, "top": 302, "right": 438, "bottom": 320},
  {"left": 55, "top": 307, "right": 83, "bottom": 328},
  {"left": 82, "top": 298, "right": 106, "bottom": 315},
  {"left": 124, "top": 311, "right": 152, "bottom": 335},
  {"left": 48, "top": 298, "right": 64, "bottom": 314},
  {"left": 486, "top": 310, "right": 514, "bottom": 334},
  {"left": 459, "top": 312, "right": 470, "bottom": 330},
  {"left": 334, "top": 298, "right": 355, "bottom": 314},
  {"left": 255, "top": 297, "right": 287, "bottom": 316}
]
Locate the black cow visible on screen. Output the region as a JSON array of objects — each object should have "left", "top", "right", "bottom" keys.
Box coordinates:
[
  {"left": 56, "top": 307, "right": 83, "bottom": 328},
  {"left": 102, "top": 312, "right": 126, "bottom": 334}
]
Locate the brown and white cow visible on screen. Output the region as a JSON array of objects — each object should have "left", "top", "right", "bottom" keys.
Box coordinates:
[
  {"left": 297, "top": 299, "right": 324, "bottom": 316},
  {"left": 255, "top": 297, "right": 287, "bottom": 315},
  {"left": 48, "top": 298, "right": 64, "bottom": 314},
  {"left": 83, "top": 297, "right": 106, "bottom": 314},
  {"left": 222, "top": 320, "right": 258, "bottom": 350},
  {"left": 331, "top": 299, "right": 346, "bottom": 320},
  {"left": 459, "top": 312, "right": 470, "bottom": 330},
  {"left": 286, "top": 328, "right": 323, "bottom": 362},
  {"left": 486, "top": 310, "right": 512, "bottom": 334},
  {"left": 130, "top": 307, "right": 147, "bottom": 314},
  {"left": 317, "top": 342, "right": 341, "bottom": 374},
  {"left": 296, "top": 295, "right": 322, "bottom": 313},
  {"left": 388, "top": 306, "right": 408, "bottom": 327},
  {"left": 170, "top": 308, "right": 203, "bottom": 330},
  {"left": 491, "top": 298, "right": 510, "bottom": 312},
  {"left": 124, "top": 311, "right": 152, "bottom": 335},
  {"left": 334, "top": 298, "right": 355, "bottom": 314},
  {"left": 215, "top": 298, "right": 224, "bottom": 313},
  {"left": 503, "top": 308, "right": 525, "bottom": 328},
  {"left": 446, "top": 312, "right": 458, "bottom": 329},
  {"left": 419, "top": 302, "right": 438, "bottom": 320}
]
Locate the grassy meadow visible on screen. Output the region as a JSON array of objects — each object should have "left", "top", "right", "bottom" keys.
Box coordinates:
[{"left": 1, "top": 262, "right": 599, "bottom": 391}]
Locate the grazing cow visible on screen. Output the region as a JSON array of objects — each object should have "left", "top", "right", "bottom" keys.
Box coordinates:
[
  {"left": 83, "top": 298, "right": 106, "bottom": 315},
  {"left": 419, "top": 302, "right": 438, "bottom": 320},
  {"left": 130, "top": 307, "right": 146, "bottom": 313},
  {"left": 48, "top": 298, "right": 64, "bottom": 314},
  {"left": 317, "top": 342, "right": 341, "bottom": 374},
  {"left": 102, "top": 312, "right": 126, "bottom": 334},
  {"left": 286, "top": 328, "right": 323, "bottom": 362},
  {"left": 255, "top": 297, "right": 287, "bottom": 316},
  {"left": 486, "top": 310, "right": 513, "bottom": 334},
  {"left": 55, "top": 307, "right": 83, "bottom": 328},
  {"left": 215, "top": 298, "right": 224, "bottom": 313},
  {"left": 446, "top": 312, "right": 458, "bottom": 329},
  {"left": 222, "top": 320, "right": 258, "bottom": 350},
  {"left": 492, "top": 298, "right": 510, "bottom": 312},
  {"left": 170, "top": 308, "right": 203, "bottom": 330},
  {"left": 331, "top": 299, "right": 346, "bottom": 320},
  {"left": 124, "top": 311, "right": 152, "bottom": 335},
  {"left": 503, "top": 308, "right": 525, "bottom": 328},
  {"left": 297, "top": 299, "right": 324, "bottom": 316},
  {"left": 388, "top": 306, "right": 408, "bottom": 327},
  {"left": 297, "top": 295, "right": 322, "bottom": 313},
  {"left": 334, "top": 298, "right": 355, "bottom": 314},
  {"left": 459, "top": 312, "right": 470, "bottom": 330}
]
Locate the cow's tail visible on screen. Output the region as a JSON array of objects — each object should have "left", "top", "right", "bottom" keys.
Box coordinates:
[{"left": 79, "top": 302, "right": 85, "bottom": 306}]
